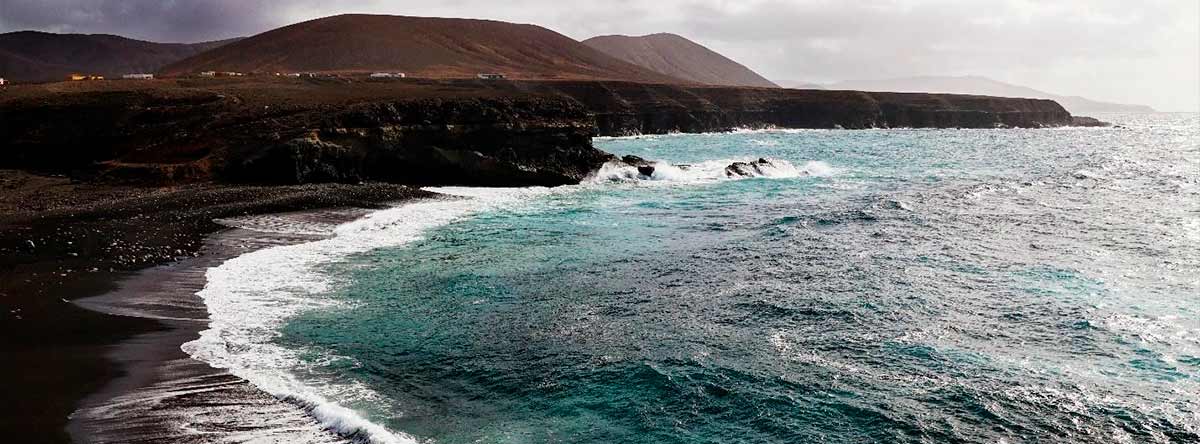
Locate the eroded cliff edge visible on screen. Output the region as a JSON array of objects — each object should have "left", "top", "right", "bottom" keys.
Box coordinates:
[{"left": 0, "top": 78, "right": 1080, "bottom": 186}]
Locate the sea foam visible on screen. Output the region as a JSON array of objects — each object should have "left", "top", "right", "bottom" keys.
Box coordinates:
[
  {"left": 183, "top": 187, "right": 557, "bottom": 444},
  {"left": 588, "top": 158, "right": 836, "bottom": 184},
  {"left": 182, "top": 161, "right": 834, "bottom": 442}
]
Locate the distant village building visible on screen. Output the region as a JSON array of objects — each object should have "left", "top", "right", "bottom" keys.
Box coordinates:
[
  {"left": 221, "top": 72, "right": 244, "bottom": 77},
  {"left": 369, "top": 72, "right": 406, "bottom": 79},
  {"left": 122, "top": 73, "right": 154, "bottom": 80},
  {"left": 199, "top": 71, "right": 217, "bottom": 77},
  {"left": 70, "top": 74, "right": 104, "bottom": 81},
  {"left": 477, "top": 73, "right": 506, "bottom": 80},
  {"left": 0, "top": 78, "right": 7, "bottom": 86}
]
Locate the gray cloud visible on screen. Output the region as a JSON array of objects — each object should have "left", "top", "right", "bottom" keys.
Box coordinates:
[{"left": 0, "top": 0, "right": 1195, "bottom": 110}]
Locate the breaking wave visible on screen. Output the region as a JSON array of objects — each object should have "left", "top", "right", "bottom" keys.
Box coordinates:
[
  {"left": 183, "top": 187, "right": 559, "bottom": 444},
  {"left": 587, "top": 158, "right": 836, "bottom": 184}
]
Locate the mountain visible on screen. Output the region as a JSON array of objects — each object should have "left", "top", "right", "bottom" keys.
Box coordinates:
[
  {"left": 582, "top": 33, "right": 778, "bottom": 88},
  {"left": 161, "top": 14, "right": 682, "bottom": 83},
  {"left": 0, "top": 31, "right": 239, "bottom": 83},
  {"left": 775, "top": 80, "right": 826, "bottom": 90},
  {"left": 827, "top": 75, "right": 1154, "bottom": 114}
]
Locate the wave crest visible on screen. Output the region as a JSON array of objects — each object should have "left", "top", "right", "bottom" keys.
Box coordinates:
[{"left": 588, "top": 158, "right": 835, "bottom": 184}]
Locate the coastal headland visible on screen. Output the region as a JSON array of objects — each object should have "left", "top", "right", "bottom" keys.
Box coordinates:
[
  {"left": 2, "top": 77, "right": 1083, "bottom": 188},
  {"left": 1, "top": 75, "right": 1096, "bottom": 442}
]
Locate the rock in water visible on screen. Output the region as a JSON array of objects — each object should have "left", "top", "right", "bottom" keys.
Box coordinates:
[
  {"left": 725, "top": 158, "right": 774, "bottom": 177},
  {"left": 619, "top": 155, "right": 657, "bottom": 177}
]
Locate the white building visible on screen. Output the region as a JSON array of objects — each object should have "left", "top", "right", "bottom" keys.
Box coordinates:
[
  {"left": 122, "top": 73, "right": 154, "bottom": 80},
  {"left": 369, "top": 72, "right": 406, "bottom": 79},
  {"left": 199, "top": 71, "right": 216, "bottom": 77},
  {"left": 477, "top": 73, "right": 506, "bottom": 80},
  {"left": 0, "top": 78, "right": 7, "bottom": 86}
]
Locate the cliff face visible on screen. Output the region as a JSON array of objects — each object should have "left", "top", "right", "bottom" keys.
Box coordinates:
[
  {"left": 0, "top": 79, "right": 1076, "bottom": 187},
  {"left": 0, "top": 87, "right": 609, "bottom": 186},
  {"left": 535, "top": 82, "right": 1072, "bottom": 134},
  {"left": 220, "top": 98, "right": 607, "bottom": 186}
]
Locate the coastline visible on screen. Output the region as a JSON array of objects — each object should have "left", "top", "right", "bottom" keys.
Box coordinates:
[
  {"left": 0, "top": 170, "right": 433, "bottom": 443},
  {"left": 67, "top": 209, "right": 375, "bottom": 443},
  {"left": 63, "top": 186, "right": 553, "bottom": 444}
]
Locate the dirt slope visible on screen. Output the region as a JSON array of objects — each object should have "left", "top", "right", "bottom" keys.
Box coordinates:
[
  {"left": 160, "top": 14, "right": 683, "bottom": 83},
  {"left": 584, "top": 33, "right": 777, "bottom": 88},
  {"left": 0, "top": 31, "right": 238, "bottom": 83}
]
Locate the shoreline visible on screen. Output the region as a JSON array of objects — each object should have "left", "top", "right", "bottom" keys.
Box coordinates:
[
  {"left": 0, "top": 171, "right": 434, "bottom": 443},
  {"left": 68, "top": 209, "right": 372, "bottom": 443},
  {"left": 65, "top": 186, "right": 541, "bottom": 444}
]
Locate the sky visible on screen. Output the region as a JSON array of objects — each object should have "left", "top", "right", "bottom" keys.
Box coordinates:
[{"left": 2, "top": 0, "right": 1197, "bottom": 111}]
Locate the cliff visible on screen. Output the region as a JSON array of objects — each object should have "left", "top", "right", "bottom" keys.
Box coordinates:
[
  {"left": 532, "top": 82, "right": 1071, "bottom": 134},
  {"left": 0, "top": 78, "right": 1076, "bottom": 187}
]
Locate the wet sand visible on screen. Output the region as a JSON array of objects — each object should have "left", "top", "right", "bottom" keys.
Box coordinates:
[
  {"left": 68, "top": 210, "right": 371, "bottom": 443},
  {"left": 0, "top": 170, "right": 433, "bottom": 443}
]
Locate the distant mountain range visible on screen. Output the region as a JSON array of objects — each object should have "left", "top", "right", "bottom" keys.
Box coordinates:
[
  {"left": 775, "top": 80, "right": 827, "bottom": 90},
  {"left": 0, "top": 31, "right": 239, "bottom": 82},
  {"left": 583, "top": 33, "right": 778, "bottom": 88},
  {"left": 0, "top": 20, "right": 1156, "bottom": 116},
  {"left": 820, "top": 76, "right": 1155, "bottom": 114},
  {"left": 2, "top": 21, "right": 781, "bottom": 88},
  {"left": 161, "top": 14, "right": 680, "bottom": 83}
]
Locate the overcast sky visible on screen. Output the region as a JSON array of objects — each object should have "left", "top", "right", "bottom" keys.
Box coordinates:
[{"left": 2, "top": 0, "right": 1197, "bottom": 111}]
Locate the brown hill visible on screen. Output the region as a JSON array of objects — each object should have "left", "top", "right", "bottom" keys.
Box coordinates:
[
  {"left": 0, "top": 31, "right": 239, "bottom": 83},
  {"left": 583, "top": 33, "right": 778, "bottom": 88},
  {"left": 160, "top": 14, "right": 683, "bottom": 83}
]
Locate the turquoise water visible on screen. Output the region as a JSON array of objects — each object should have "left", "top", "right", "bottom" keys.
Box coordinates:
[{"left": 278, "top": 114, "right": 1199, "bottom": 443}]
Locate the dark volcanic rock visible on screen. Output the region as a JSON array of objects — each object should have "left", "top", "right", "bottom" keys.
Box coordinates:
[
  {"left": 530, "top": 81, "right": 1074, "bottom": 135},
  {"left": 0, "top": 90, "right": 612, "bottom": 187},
  {"left": 1070, "top": 116, "right": 1111, "bottom": 127},
  {"left": 618, "top": 155, "right": 657, "bottom": 176},
  {"left": 0, "top": 79, "right": 1080, "bottom": 187},
  {"left": 725, "top": 158, "right": 774, "bottom": 177},
  {"left": 224, "top": 98, "right": 611, "bottom": 186}
]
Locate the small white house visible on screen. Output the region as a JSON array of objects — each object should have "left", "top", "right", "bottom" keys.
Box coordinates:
[
  {"left": 0, "top": 78, "right": 7, "bottom": 86},
  {"left": 199, "top": 71, "right": 216, "bottom": 77},
  {"left": 477, "top": 73, "right": 506, "bottom": 80},
  {"left": 122, "top": 73, "right": 154, "bottom": 80},
  {"left": 369, "top": 72, "right": 406, "bottom": 79}
]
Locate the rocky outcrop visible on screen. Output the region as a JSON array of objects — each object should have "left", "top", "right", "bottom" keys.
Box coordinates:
[
  {"left": 532, "top": 82, "right": 1074, "bottom": 134},
  {"left": 725, "top": 158, "right": 775, "bottom": 178},
  {"left": 617, "top": 155, "right": 657, "bottom": 177},
  {"left": 0, "top": 90, "right": 611, "bottom": 186},
  {"left": 222, "top": 99, "right": 609, "bottom": 186},
  {"left": 0, "top": 79, "right": 1085, "bottom": 187}
]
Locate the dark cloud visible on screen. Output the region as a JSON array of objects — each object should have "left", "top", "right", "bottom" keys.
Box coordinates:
[
  {"left": 0, "top": 0, "right": 1195, "bottom": 110},
  {"left": 0, "top": 0, "right": 299, "bottom": 42}
]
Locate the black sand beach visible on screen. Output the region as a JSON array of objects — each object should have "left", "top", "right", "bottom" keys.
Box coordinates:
[{"left": 0, "top": 169, "right": 432, "bottom": 443}]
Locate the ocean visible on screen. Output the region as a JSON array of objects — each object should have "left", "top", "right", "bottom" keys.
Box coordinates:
[{"left": 185, "top": 113, "right": 1199, "bottom": 443}]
